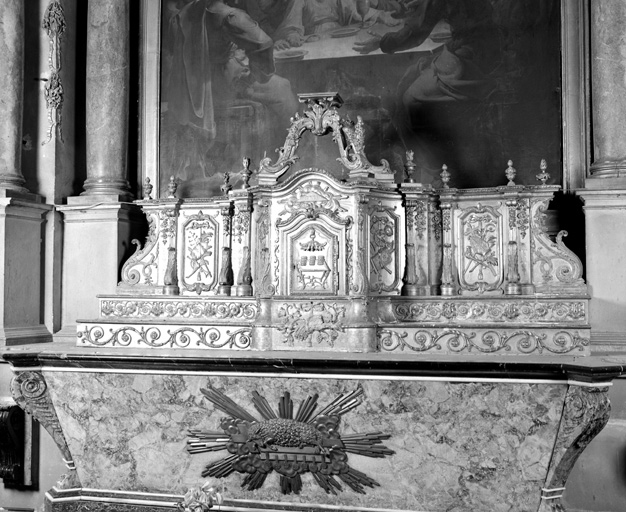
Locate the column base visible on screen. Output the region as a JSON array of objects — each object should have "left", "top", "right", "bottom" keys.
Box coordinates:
[
  {"left": 0, "top": 198, "right": 52, "bottom": 347},
  {"left": 0, "top": 325, "right": 51, "bottom": 346},
  {"left": 589, "top": 159, "right": 626, "bottom": 178}
]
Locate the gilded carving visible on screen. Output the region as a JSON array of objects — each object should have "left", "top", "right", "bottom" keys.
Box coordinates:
[
  {"left": 120, "top": 212, "right": 158, "bottom": 286},
  {"left": 42, "top": 0, "right": 66, "bottom": 145},
  {"left": 100, "top": 299, "right": 258, "bottom": 320},
  {"left": 257, "top": 93, "right": 391, "bottom": 185},
  {"left": 256, "top": 199, "right": 274, "bottom": 295},
  {"left": 232, "top": 205, "right": 251, "bottom": 244},
  {"left": 294, "top": 229, "right": 334, "bottom": 293},
  {"left": 370, "top": 205, "right": 399, "bottom": 293},
  {"left": 277, "top": 180, "right": 348, "bottom": 224},
  {"left": 188, "top": 386, "right": 393, "bottom": 495},
  {"left": 531, "top": 199, "right": 585, "bottom": 291},
  {"left": 392, "top": 300, "right": 586, "bottom": 323},
  {"left": 159, "top": 208, "right": 178, "bottom": 244},
  {"left": 77, "top": 325, "right": 251, "bottom": 349},
  {"left": 430, "top": 205, "right": 442, "bottom": 241},
  {"left": 379, "top": 328, "right": 589, "bottom": 354},
  {"left": 220, "top": 205, "right": 232, "bottom": 238},
  {"left": 516, "top": 199, "right": 530, "bottom": 239},
  {"left": 182, "top": 211, "right": 218, "bottom": 294},
  {"left": 459, "top": 205, "right": 502, "bottom": 293},
  {"left": 277, "top": 302, "right": 346, "bottom": 347}
]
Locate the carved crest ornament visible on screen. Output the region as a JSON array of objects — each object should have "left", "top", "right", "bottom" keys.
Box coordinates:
[
  {"left": 187, "top": 386, "right": 393, "bottom": 495},
  {"left": 78, "top": 92, "right": 590, "bottom": 355}
]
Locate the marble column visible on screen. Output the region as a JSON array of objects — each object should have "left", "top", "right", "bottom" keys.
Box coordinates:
[
  {"left": 80, "top": 0, "right": 132, "bottom": 200},
  {"left": 589, "top": 0, "right": 626, "bottom": 178},
  {"left": 0, "top": 0, "right": 28, "bottom": 193}
]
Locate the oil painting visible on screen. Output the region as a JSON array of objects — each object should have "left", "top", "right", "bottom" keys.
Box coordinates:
[{"left": 159, "top": 0, "right": 561, "bottom": 197}]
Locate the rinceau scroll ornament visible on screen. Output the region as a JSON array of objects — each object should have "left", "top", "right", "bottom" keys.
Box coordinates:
[{"left": 187, "top": 386, "right": 393, "bottom": 495}]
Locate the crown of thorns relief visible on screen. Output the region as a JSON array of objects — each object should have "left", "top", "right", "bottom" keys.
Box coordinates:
[{"left": 187, "top": 385, "right": 394, "bottom": 495}]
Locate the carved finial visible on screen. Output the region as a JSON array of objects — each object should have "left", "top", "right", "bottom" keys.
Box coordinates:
[
  {"left": 167, "top": 176, "right": 178, "bottom": 198},
  {"left": 505, "top": 160, "right": 516, "bottom": 186},
  {"left": 241, "top": 157, "right": 252, "bottom": 189},
  {"left": 440, "top": 164, "right": 450, "bottom": 189},
  {"left": 143, "top": 177, "right": 153, "bottom": 199},
  {"left": 221, "top": 172, "right": 232, "bottom": 194},
  {"left": 404, "top": 150, "right": 416, "bottom": 183},
  {"left": 536, "top": 159, "right": 550, "bottom": 185}
]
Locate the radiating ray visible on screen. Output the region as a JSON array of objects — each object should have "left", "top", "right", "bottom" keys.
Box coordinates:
[{"left": 201, "top": 386, "right": 257, "bottom": 422}]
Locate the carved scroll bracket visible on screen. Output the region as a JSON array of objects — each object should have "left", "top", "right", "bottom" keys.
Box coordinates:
[
  {"left": 538, "top": 384, "right": 611, "bottom": 511},
  {"left": 10, "top": 371, "right": 81, "bottom": 487}
]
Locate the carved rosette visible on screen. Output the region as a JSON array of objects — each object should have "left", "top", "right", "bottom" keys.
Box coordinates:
[
  {"left": 538, "top": 385, "right": 611, "bottom": 511},
  {"left": 10, "top": 371, "right": 80, "bottom": 485}
]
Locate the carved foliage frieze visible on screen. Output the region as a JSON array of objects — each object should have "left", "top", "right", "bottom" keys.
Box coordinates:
[
  {"left": 277, "top": 302, "right": 346, "bottom": 347},
  {"left": 78, "top": 325, "right": 251, "bottom": 350},
  {"left": 101, "top": 299, "right": 257, "bottom": 320},
  {"left": 378, "top": 328, "right": 589, "bottom": 354},
  {"left": 392, "top": 300, "right": 586, "bottom": 324},
  {"left": 188, "top": 385, "right": 393, "bottom": 495}
]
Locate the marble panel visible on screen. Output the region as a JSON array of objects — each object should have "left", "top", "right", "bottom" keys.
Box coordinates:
[{"left": 45, "top": 372, "right": 566, "bottom": 512}]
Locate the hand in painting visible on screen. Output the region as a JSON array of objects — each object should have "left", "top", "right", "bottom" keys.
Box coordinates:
[
  {"left": 375, "top": 11, "right": 401, "bottom": 26},
  {"left": 274, "top": 39, "right": 291, "bottom": 50},
  {"left": 352, "top": 31, "right": 382, "bottom": 54}
]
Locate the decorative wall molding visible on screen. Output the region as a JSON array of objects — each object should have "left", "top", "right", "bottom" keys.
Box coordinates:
[{"left": 42, "top": 0, "right": 66, "bottom": 145}]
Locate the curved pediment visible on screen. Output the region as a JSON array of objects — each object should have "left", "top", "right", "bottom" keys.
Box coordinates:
[{"left": 256, "top": 93, "right": 394, "bottom": 186}]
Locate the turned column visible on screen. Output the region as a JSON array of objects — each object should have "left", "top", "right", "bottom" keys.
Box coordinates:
[
  {"left": 0, "top": 0, "right": 28, "bottom": 193},
  {"left": 81, "top": 0, "right": 132, "bottom": 199},
  {"left": 589, "top": 0, "right": 626, "bottom": 177}
]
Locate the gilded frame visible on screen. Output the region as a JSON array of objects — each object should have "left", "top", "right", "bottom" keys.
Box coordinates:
[{"left": 139, "top": 0, "right": 590, "bottom": 198}]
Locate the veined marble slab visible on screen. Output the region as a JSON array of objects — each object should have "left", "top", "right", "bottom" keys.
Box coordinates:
[{"left": 46, "top": 373, "right": 566, "bottom": 511}]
